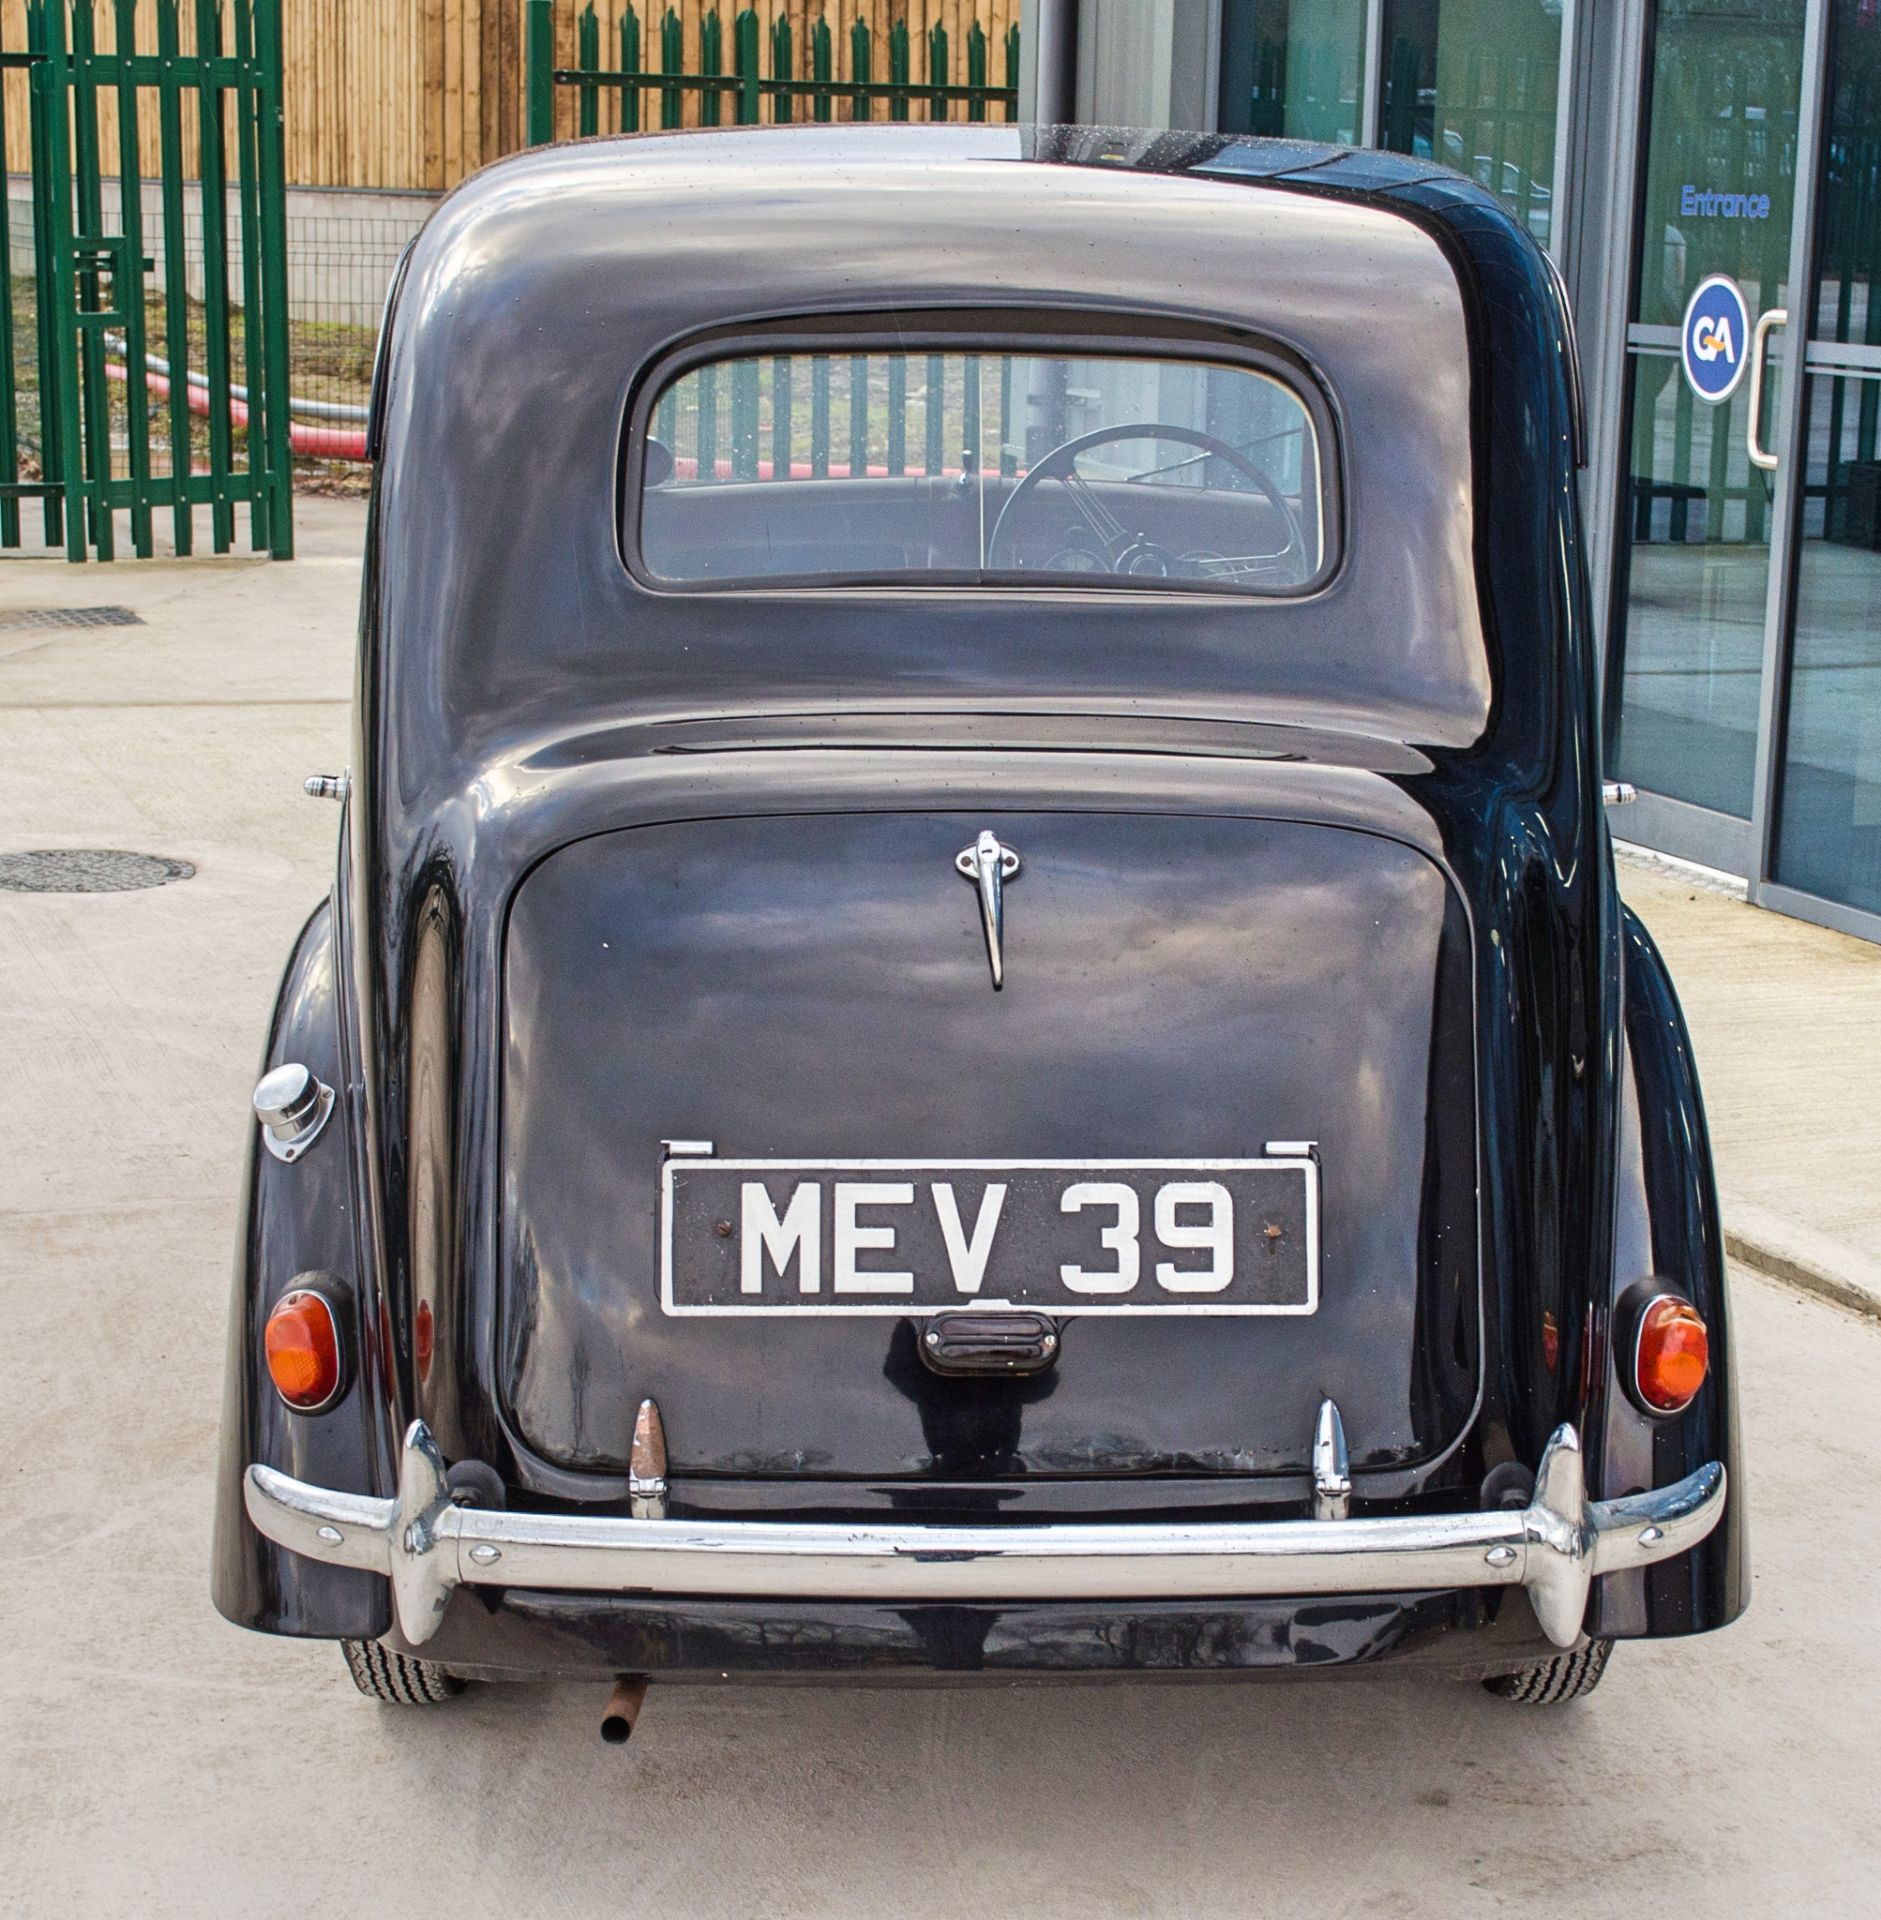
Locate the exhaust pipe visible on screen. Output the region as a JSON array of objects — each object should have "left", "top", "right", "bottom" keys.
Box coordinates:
[{"left": 600, "top": 1675, "right": 649, "bottom": 1745}]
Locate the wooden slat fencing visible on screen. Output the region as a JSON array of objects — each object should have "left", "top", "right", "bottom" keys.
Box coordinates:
[{"left": 3, "top": 0, "right": 1020, "bottom": 191}]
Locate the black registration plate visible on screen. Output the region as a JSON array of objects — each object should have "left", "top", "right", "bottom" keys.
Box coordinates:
[{"left": 659, "top": 1156, "right": 1319, "bottom": 1316}]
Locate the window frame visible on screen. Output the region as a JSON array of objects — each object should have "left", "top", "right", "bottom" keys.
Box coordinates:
[{"left": 618, "top": 309, "right": 1346, "bottom": 600}]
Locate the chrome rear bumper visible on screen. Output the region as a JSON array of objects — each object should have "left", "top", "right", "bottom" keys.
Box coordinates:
[{"left": 246, "top": 1420, "right": 1725, "bottom": 1651}]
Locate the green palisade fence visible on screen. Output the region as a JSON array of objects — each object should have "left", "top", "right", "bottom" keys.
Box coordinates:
[
  {"left": 1, "top": 0, "right": 293, "bottom": 560},
  {"left": 657, "top": 346, "right": 1028, "bottom": 494},
  {"left": 526, "top": 2, "right": 1020, "bottom": 145}
]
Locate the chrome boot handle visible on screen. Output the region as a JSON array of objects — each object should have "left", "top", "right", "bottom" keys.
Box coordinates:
[{"left": 1747, "top": 307, "right": 1788, "bottom": 471}]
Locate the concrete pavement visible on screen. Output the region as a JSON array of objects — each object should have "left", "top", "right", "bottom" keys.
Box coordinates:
[
  {"left": 3, "top": 505, "right": 1879, "bottom": 1917},
  {"left": 1617, "top": 847, "right": 1881, "bottom": 1316},
  {"left": 9, "top": 1269, "right": 1881, "bottom": 1920}
]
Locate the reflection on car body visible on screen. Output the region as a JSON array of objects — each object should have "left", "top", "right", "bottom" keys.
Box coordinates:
[{"left": 1435, "top": 126, "right": 1554, "bottom": 242}]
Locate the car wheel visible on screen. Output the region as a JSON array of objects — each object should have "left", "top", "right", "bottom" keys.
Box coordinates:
[
  {"left": 1483, "top": 1637, "right": 1613, "bottom": 1704},
  {"left": 341, "top": 1638, "right": 464, "bottom": 1705}
]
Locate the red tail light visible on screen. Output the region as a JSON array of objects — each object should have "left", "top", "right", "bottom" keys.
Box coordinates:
[
  {"left": 265, "top": 1288, "right": 343, "bottom": 1411},
  {"left": 1634, "top": 1294, "right": 1709, "bottom": 1414}
]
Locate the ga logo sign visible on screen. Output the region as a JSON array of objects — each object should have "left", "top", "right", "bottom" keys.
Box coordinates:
[{"left": 1681, "top": 275, "right": 1752, "bottom": 404}]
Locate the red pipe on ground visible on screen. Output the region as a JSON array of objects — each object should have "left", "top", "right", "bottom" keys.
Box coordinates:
[{"left": 106, "top": 361, "right": 369, "bottom": 461}]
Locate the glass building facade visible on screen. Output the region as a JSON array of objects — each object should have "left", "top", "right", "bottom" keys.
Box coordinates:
[
  {"left": 1220, "top": 2, "right": 1566, "bottom": 244},
  {"left": 1776, "top": 4, "right": 1881, "bottom": 917},
  {"left": 1219, "top": 2, "right": 1372, "bottom": 146},
  {"left": 1084, "top": 0, "right": 1881, "bottom": 942},
  {"left": 1605, "top": 2, "right": 1803, "bottom": 832}
]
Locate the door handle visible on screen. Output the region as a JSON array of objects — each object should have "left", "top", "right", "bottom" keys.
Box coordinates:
[{"left": 1747, "top": 306, "right": 1788, "bottom": 471}]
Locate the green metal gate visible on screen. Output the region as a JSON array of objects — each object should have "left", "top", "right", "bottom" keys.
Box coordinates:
[
  {"left": 525, "top": 2, "right": 1020, "bottom": 142},
  {"left": 1, "top": 0, "right": 292, "bottom": 561}
]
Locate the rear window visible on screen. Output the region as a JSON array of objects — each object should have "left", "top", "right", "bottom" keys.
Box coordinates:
[{"left": 633, "top": 344, "right": 1330, "bottom": 594}]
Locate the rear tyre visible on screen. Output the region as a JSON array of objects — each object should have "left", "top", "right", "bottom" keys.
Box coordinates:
[
  {"left": 341, "top": 1638, "right": 464, "bottom": 1705},
  {"left": 1484, "top": 1638, "right": 1613, "bottom": 1704}
]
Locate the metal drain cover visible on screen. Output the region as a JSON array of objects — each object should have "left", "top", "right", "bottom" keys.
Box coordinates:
[
  {"left": 0, "top": 605, "right": 144, "bottom": 631},
  {"left": 0, "top": 850, "right": 195, "bottom": 893}
]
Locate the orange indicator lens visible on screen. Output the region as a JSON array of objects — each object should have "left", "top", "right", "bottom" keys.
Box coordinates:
[
  {"left": 265, "top": 1289, "right": 342, "bottom": 1411},
  {"left": 1635, "top": 1295, "right": 1708, "bottom": 1413}
]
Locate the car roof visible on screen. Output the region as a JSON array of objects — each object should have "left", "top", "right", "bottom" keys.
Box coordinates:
[
  {"left": 368, "top": 125, "right": 1572, "bottom": 773},
  {"left": 421, "top": 122, "right": 1476, "bottom": 331}
]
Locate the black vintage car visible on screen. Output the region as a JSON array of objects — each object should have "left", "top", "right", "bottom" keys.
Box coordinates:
[{"left": 215, "top": 125, "right": 1743, "bottom": 1724}]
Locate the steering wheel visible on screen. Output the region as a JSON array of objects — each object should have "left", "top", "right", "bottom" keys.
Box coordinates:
[{"left": 986, "top": 421, "right": 1307, "bottom": 585}]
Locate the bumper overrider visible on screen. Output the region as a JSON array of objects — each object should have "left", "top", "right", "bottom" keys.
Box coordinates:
[{"left": 246, "top": 1420, "right": 1726, "bottom": 1652}]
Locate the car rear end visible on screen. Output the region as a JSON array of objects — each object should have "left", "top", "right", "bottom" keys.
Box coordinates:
[{"left": 218, "top": 127, "right": 1739, "bottom": 1702}]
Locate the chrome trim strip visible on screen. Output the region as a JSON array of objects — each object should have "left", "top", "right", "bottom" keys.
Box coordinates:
[{"left": 246, "top": 1420, "right": 1726, "bottom": 1652}]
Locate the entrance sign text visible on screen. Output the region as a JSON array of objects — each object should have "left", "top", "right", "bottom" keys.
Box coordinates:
[{"left": 1679, "top": 185, "right": 1772, "bottom": 221}]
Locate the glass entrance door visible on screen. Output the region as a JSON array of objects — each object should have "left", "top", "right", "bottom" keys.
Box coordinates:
[
  {"left": 1605, "top": 0, "right": 1808, "bottom": 867},
  {"left": 1769, "top": 0, "right": 1881, "bottom": 926}
]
